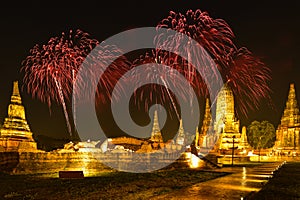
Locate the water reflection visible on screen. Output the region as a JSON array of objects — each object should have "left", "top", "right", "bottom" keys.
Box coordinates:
[
  {"left": 242, "top": 167, "right": 246, "bottom": 186},
  {"left": 152, "top": 162, "right": 285, "bottom": 200}
]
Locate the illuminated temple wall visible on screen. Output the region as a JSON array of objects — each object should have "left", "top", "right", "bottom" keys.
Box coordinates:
[
  {"left": 0, "top": 82, "right": 216, "bottom": 174},
  {"left": 0, "top": 151, "right": 206, "bottom": 175}
]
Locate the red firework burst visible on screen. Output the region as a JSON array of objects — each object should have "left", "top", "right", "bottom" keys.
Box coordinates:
[
  {"left": 154, "top": 9, "right": 236, "bottom": 105},
  {"left": 128, "top": 50, "right": 187, "bottom": 118},
  {"left": 126, "top": 45, "right": 219, "bottom": 123},
  {"left": 21, "top": 29, "right": 99, "bottom": 136},
  {"left": 155, "top": 9, "right": 272, "bottom": 117},
  {"left": 21, "top": 29, "right": 133, "bottom": 137},
  {"left": 89, "top": 45, "right": 132, "bottom": 105},
  {"left": 156, "top": 9, "right": 236, "bottom": 71},
  {"left": 21, "top": 29, "right": 98, "bottom": 107},
  {"left": 225, "top": 47, "right": 272, "bottom": 117}
]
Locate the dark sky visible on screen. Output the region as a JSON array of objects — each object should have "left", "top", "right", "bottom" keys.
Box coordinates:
[{"left": 0, "top": 1, "right": 299, "bottom": 139}]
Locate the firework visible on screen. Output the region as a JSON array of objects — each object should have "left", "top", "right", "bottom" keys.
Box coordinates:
[
  {"left": 155, "top": 9, "right": 271, "bottom": 117},
  {"left": 83, "top": 45, "right": 131, "bottom": 106},
  {"left": 21, "top": 29, "right": 99, "bottom": 137},
  {"left": 124, "top": 9, "right": 236, "bottom": 119},
  {"left": 156, "top": 9, "right": 236, "bottom": 78},
  {"left": 153, "top": 9, "right": 236, "bottom": 114},
  {"left": 224, "top": 47, "right": 272, "bottom": 117},
  {"left": 128, "top": 50, "right": 181, "bottom": 119}
]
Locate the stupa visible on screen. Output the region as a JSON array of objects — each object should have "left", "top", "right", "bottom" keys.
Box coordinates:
[
  {"left": 274, "top": 83, "right": 300, "bottom": 153},
  {"left": 175, "top": 119, "right": 185, "bottom": 145},
  {"left": 150, "top": 110, "right": 164, "bottom": 143},
  {"left": 214, "top": 84, "right": 249, "bottom": 151},
  {"left": 0, "top": 81, "right": 37, "bottom": 151},
  {"left": 240, "top": 126, "right": 250, "bottom": 150},
  {"left": 196, "top": 98, "right": 216, "bottom": 149}
]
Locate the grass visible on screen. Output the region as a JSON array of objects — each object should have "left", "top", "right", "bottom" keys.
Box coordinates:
[
  {"left": 0, "top": 169, "right": 228, "bottom": 200},
  {"left": 246, "top": 162, "right": 300, "bottom": 200}
]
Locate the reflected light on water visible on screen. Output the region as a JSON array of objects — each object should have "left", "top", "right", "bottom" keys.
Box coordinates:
[
  {"left": 214, "top": 183, "right": 260, "bottom": 192},
  {"left": 242, "top": 167, "right": 246, "bottom": 186}
]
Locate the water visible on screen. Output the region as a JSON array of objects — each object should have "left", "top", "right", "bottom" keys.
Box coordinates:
[{"left": 151, "top": 162, "right": 285, "bottom": 199}]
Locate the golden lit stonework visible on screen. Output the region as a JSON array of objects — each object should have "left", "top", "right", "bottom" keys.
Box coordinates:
[
  {"left": 274, "top": 83, "right": 300, "bottom": 153},
  {"left": 213, "top": 84, "right": 249, "bottom": 151},
  {"left": 150, "top": 110, "right": 164, "bottom": 143},
  {"left": 109, "top": 110, "right": 185, "bottom": 153},
  {"left": 194, "top": 84, "right": 250, "bottom": 157},
  {"left": 175, "top": 119, "right": 185, "bottom": 145},
  {"left": 0, "top": 81, "right": 37, "bottom": 151},
  {"left": 196, "top": 98, "right": 217, "bottom": 150}
]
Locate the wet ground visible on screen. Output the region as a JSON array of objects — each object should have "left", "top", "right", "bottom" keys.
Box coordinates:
[
  {"left": 2, "top": 161, "right": 296, "bottom": 199},
  {"left": 247, "top": 162, "right": 300, "bottom": 200},
  {"left": 0, "top": 168, "right": 227, "bottom": 200},
  {"left": 151, "top": 162, "right": 286, "bottom": 200}
]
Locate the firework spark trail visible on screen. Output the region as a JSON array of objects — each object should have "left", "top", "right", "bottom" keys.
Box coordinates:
[
  {"left": 129, "top": 50, "right": 191, "bottom": 118},
  {"left": 156, "top": 9, "right": 236, "bottom": 81},
  {"left": 54, "top": 74, "right": 72, "bottom": 135},
  {"left": 129, "top": 46, "right": 217, "bottom": 119},
  {"left": 22, "top": 29, "right": 98, "bottom": 106},
  {"left": 72, "top": 69, "right": 76, "bottom": 129},
  {"left": 153, "top": 9, "right": 236, "bottom": 113},
  {"left": 156, "top": 52, "right": 181, "bottom": 120},
  {"left": 225, "top": 47, "right": 272, "bottom": 117},
  {"left": 160, "top": 76, "right": 180, "bottom": 120},
  {"left": 154, "top": 9, "right": 272, "bottom": 117},
  {"left": 83, "top": 45, "right": 132, "bottom": 107},
  {"left": 21, "top": 29, "right": 99, "bottom": 137},
  {"left": 22, "top": 29, "right": 132, "bottom": 137}
]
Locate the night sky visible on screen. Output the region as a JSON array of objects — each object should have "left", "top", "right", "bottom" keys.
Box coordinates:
[{"left": 0, "top": 1, "right": 299, "bottom": 140}]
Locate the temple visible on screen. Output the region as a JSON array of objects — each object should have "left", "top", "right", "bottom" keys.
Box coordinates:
[
  {"left": 175, "top": 119, "right": 185, "bottom": 145},
  {"left": 0, "top": 81, "right": 38, "bottom": 151},
  {"left": 196, "top": 98, "right": 216, "bottom": 150},
  {"left": 213, "top": 84, "right": 243, "bottom": 151},
  {"left": 110, "top": 110, "right": 186, "bottom": 153},
  {"left": 195, "top": 84, "right": 250, "bottom": 153},
  {"left": 273, "top": 83, "right": 300, "bottom": 154},
  {"left": 240, "top": 126, "right": 250, "bottom": 150},
  {"left": 150, "top": 110, "right": 164, "bottom": 143}
]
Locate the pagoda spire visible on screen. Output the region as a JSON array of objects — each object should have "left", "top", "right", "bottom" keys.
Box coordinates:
[
  {"left": 11, "top": 81, "right": 22, "bottom": 105},
  {"left": 200, "top": 98, "right": 212, "bottom": 135},
  {"left": 176, "top": 119, "right": 185, "bottom": 145},
  {"left": 0, "top": 81, "right": 37, "bottom": 151},
  {"left": 214, "top": 84, "right": 243, "bottom": 151},
  {"left": 215, "top": 84, "right": 235, "bottom": 134},
  {"left": 150, "top": 110, "right": 163, "bottom": 142},
  {"left": 179, "top": 119, "right": 184, "bottom": 134},
  {"left": 280, "top": 83, "right": 300, "bottom": 126},
  {"left": 13, "top": 81, "right": 20, "bottom": 96},
  {"left": 240, "top": 126, "right": 249, "bottom": 149},
  {"left": 1, "top": 81, "right": 32, "bottom": 136},
  {"left": 274, "top": 83, "right": 300, "bottom": 149}
]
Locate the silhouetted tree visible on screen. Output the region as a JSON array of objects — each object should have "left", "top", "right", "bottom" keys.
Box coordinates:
[{"left": 247, "top": 120, "right": 276, "bottom": 161}]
